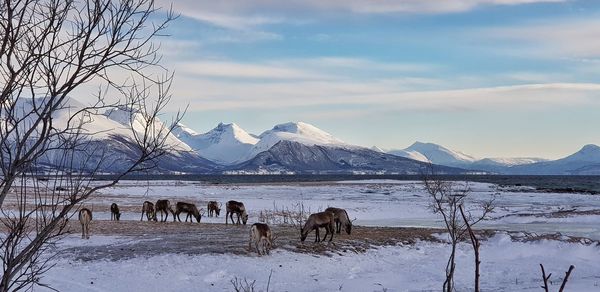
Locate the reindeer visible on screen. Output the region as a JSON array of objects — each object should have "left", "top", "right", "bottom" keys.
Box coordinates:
[
  {"left": 155, "top": 199, "right": 175, "bottom": 222},
  {"left": 175, "top": 202, "right": 202, "bottom": 223},
  {"left": 140, "top": 201, "right": 156, "bottom": 221},
  {"left": 300, "top": 211, "right": 335, "bottom": 242},
  {"left": 79, "top": 208, "right": 92, "bottom": 239},
  {"left": 324, "top": 207, "right": 352, "bottom": 235},
  {"left": 110, "top": 203, "right": 121, "bottom": 221},
  {"left": 225, "top": 200, "right": 248, "bottom": 225},
  {"left": 207, "top": 201, "right": 221, "bottom": 217},
  {"left": 249, "top": 223, "right": 273, "bottom": 255}
]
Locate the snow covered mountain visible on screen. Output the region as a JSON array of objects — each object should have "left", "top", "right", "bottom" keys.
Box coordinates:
[
  {"left": 171, "top": 121, "right": 468, "bottom": 174},
  {"left": 389, "top": 142, "right": 477, "bottom": 167},
  {"left": 173, "top": 122, "right": 258, "bottom": 164},
  {"left": 508, "top": 144, "right": 600, "bottom": 175},
  {"left": 29, "top": 98, "right": 215, "bottom": 173},
  {"left": 385, "top": 142, "right": 550, "bottom": 172},
  {"left": 229, "top": 140, "right": 464, "bottom": 174},
  {"left": 241, "top": 122, "right": 349, "bottom": 162},
  {"left": 387, "top": 149, "right": 431, "bottom": 163},
  {"left": 23, "top": 100, "right": 599, "bottom": 175}
]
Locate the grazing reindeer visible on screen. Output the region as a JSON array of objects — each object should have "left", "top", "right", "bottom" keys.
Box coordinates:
[
  {"left": 324, "top": 207, "right": 352, "bottom": 235},
  {"left": 225, "top": 200, "right": 248, "bottom": 225},
  {"left": 207, "top": 201, "right": 221, "bottom": 217},
  {"left": 175, "top": 202, "right": 202, "bottom": 223},
  {"left": 110, "top": 203, "right": 121, "bottom": 221},
  {"left": 155, "top": 199, "right": 175, "bottom": 222},
  {"left": 140, "top": 201, "right": 157, "bottom": 221},
  {"left": 79, "top": 208, "right": 92, "bottom": 239},
  {"left": 300, "top": 211, "right": 335, "bottom": 242},
  {"left": 249, "top": 223, "right": 273, "bottom": 255}
]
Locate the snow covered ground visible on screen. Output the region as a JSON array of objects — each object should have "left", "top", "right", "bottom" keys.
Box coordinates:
[
  {"left": 42, "top": 233, "right": 600, "bottom": 291},
  {"left": 28, "top": 179, "right": 600, "bottom": 291}
]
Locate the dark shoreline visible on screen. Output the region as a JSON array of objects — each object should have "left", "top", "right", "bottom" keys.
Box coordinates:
[{"left": 80, "top": 174, "right": 600, "bottom": 194}]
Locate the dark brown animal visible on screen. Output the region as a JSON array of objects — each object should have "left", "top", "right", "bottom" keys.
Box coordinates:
[
  {"left": 207, "top": 201, "right": 221, "bottom": 217},
  {"left": 324, "top": 207, "right": 352, "bottom": 235},
  {"left": 175, "top": 202, "right": 201, "bottom": 223},
  {"left": 140, "top": 201, "right": 156, "bottom": 221},
  {"left": 249, "top": 223, "right": 273, "bottom": 255},
  {"left": 155, "top": 199, "right": 175, "bottom": 222},
  {"left": 301, "top": 211, "right": 335, "bottom": 242},
  {"left": 79, "top": 208, "right": 92, "bottom": 239},
  {"left": 225, "top": 200, "right": 248, "bottom": 225},
  {"left": 110, "top": 203, "right": 121, "bottom": 221}
]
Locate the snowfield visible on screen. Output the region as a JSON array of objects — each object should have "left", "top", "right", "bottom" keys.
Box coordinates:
[
  {"left": 42, "top": 234, "right": 600, "bottom": 292},
  {"left": 23, "top": 180, "right": 600, "bottom": 291}
]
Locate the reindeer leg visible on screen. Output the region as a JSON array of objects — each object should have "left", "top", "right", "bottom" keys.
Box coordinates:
[
  {"left": 328, "top": 225, "right": 334, "bottom": 242},
  {"left": 140, "top": 210, "right": 144, "bottom": 221},
  {"left": 315, "top": 228, "right": 320, "bottom": 243}
]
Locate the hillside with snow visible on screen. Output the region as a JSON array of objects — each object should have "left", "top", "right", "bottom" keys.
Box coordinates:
[
  {"left": 508, "top": 144, "right": 600, "bottom": 175},
  {"left": 241, "top": 122, "right": 348, "bottom": 161},
  {"left": 17, "top": 100, "right": 599, "bottom": 175},
  {"left": 173, "top": 122, "right": 258, "bottom": 164},
  {"left": 386, "top": 142, "right": 477, "bottom": 167},
  {"left": 230, "top": 140, "right": 463, "bottom": 174},
  {"left": 22, "top": 98, "right": 215, "bottom": 173}
]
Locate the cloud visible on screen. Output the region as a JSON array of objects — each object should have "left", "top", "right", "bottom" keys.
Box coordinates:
[
  {"left": 310, "top": 0, "right": 566, "bottom": 14},
  {"left": 158, "top": 0, "right": 566, "bottom": 29},
  {"left": 175, "top": 60, "right": 330, "bottom": 80},
  {"left": 174, "top": 57, "right": 438, "bottom": 81},
  {"left": 168, "top": 58, "right": 600, "bottom": 112},
  {"left": 484, "top": 18, "right": 600, "bottom": 59}
]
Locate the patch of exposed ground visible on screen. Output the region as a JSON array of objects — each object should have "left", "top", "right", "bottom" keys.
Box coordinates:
[{"left": 59, "top": 220, "right": 444, "bottom": 261}]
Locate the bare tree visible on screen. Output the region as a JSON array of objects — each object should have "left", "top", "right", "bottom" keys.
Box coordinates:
[
  {"left": 422, "top": 168, "right": 494, "bottom": 292},
  {"left": 540, "top": 264, "right": 575, "bottom": 292},
  {"left": 0, "top": 1, "right": 180, "bottom": 290}
]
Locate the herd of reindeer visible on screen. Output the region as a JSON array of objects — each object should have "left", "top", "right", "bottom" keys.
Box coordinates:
[{"left": 77, "top": 199, "right": 352, "bottom": 256}]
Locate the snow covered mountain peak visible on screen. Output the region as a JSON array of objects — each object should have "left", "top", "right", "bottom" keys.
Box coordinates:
[
  {"left": 174, "top": 122, "right": 198, "bottom": 136},
  {"left": 259, "top": 122, "right": 342, "bottom": 143},
  {"left": 404, "top": 141, "right": 478, "bottom": 165},
  {"left": 206, "top": 122, "right": 259, "bottom": 145},
  {"left": 563, "top": 144, "right": 600, "bottom": 161},
  {"left": 238, "top": 122, "right": 347, "bottom": 162},
  {"left": 172, "top": 122, "right": 258, "bottom": 165},
  {"left": 580, "top": 144, "right": 600, "bottom": 153}
]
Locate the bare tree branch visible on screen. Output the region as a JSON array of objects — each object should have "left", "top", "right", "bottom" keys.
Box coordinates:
[{"left": 0, "top": 1, "right": 181, "bottom": 290}]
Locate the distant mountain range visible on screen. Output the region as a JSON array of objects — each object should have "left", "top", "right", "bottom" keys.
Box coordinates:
[
  {"left": 382, "top": 142, "right": 600, "bottom": 175},
  {"left": 31, "top": 98, "right": 600, "bottom": 175}
]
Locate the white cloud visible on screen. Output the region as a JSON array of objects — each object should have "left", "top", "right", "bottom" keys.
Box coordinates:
[
  {"left": 485, "top": 18, "right": 600, "bottom": 58},
  {"left": 168, "top": 59, "right": 600, "bottom": 112},
  {"left": 175, "top": 60, "right": 330, "bottom": 80},
  {"left": 174, "top": 57, "right": 438, "bottom": 81},
  {"left": 312, "top": 0, "right": 566, "bottom": 14},
  {"left": 158, "top": 0, "right": 566, "bottom": 29}
]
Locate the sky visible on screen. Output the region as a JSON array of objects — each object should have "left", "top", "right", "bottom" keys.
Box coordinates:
[{"left": 147, "top": 0, "right": 600, "bottom": 159}]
